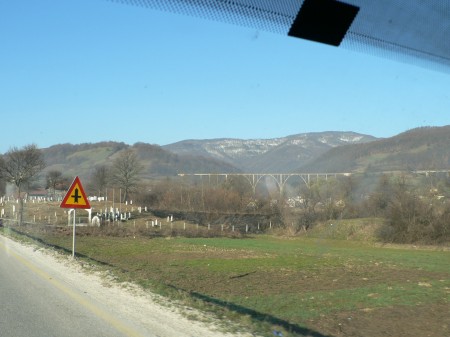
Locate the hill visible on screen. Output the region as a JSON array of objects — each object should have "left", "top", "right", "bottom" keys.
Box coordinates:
[
  {"left": 300, "top": 126, "right": 450, "bottom": 173},
  {"left": 163, "top": 132, "right": 376, "bottom": 172},
  {"left": 42, "top": 142, "right": 240, "bottom": 182}
]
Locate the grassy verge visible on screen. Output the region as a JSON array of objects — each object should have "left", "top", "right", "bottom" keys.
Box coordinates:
[{"left": 1, "top": 224, "right": 449, "bottom": 337}]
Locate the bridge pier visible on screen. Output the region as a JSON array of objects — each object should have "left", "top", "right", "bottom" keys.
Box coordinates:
[{"left": 180, "top": 172, "right": 353, "bottom": 197}]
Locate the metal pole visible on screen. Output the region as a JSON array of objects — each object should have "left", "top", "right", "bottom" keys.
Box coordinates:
[
  {"left": 113, "top": 188, "right": 116, "bottom": 224},
  {"left": 72, "top": 209, "right": 76, "bottom": 258}
]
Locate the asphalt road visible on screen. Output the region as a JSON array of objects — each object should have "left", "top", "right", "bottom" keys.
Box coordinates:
[{"left": 0, "top": 237, "right": 144, "bottom": 337}]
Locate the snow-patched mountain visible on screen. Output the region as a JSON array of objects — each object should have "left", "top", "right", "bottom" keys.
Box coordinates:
[{"left": 163, "top": 132, "right": 377, "bottom": 173}]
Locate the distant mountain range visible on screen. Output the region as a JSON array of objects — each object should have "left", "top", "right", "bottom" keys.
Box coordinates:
[
  {"left": 38, "top": 126, "right": 450, "bottom": 182},
  {"left": 163, "top": 132, "right": 377, "bottom": 173}
]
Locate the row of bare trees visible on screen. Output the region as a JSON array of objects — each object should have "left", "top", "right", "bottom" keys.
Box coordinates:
[
  {"left": 136, "top": 173, "right": 449, "bottom": 243},
  {"left": 0, "top": 145, "right": 143, "bottom": 225}
]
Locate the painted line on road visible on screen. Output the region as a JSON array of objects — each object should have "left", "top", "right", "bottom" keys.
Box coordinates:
[{"left": 0, "top": 239, "right": 146, "bottom": 337}]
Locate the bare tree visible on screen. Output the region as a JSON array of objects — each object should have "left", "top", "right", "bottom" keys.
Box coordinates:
[
  {"left": 0, "top": 144, "right": 45, "bottom": 225},
  {"left": 295, "top": 182, "right": 322, "bottom": 231},
  {"left": 111, "top": 149, "right": 142, "bottom": 202},
  {"left": 46, "top": 170, "right": 63, "bottom": 199},
  {"left": 0, "top": 178, "right": 5, "bottom": 196},
  {"left": 90, "top": 165, "right": 109, "bottom": 197}
]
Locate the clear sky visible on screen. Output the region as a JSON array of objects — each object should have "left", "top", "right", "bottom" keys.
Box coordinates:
[{"left": 1, "top": 0, "right": 449, "bottom": 154}]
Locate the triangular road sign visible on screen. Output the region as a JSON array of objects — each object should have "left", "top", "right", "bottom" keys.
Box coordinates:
[{"left": 60, "top": 176, "right": 91, "bottom": 209}]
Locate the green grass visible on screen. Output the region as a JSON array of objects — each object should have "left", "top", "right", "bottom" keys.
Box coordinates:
[{"left": 2, "top": 226, "right": 449, "bottom": 336}]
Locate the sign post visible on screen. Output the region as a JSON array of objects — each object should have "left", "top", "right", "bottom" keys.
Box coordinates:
[{"left": 60, "top": 176, "right": 91, "bottom": 258}]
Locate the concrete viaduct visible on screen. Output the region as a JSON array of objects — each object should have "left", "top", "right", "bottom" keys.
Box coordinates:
[{"left": 178, "top": 170, "right": 450, "bottom": 196}]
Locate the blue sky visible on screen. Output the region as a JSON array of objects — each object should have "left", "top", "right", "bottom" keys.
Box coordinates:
[{"left": 1, "top": 0, "right": 449, "bottom": 153}]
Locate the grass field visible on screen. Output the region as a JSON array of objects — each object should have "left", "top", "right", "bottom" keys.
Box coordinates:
[{"left": 2, "top": 220, "right": 449, "bottom": 337}]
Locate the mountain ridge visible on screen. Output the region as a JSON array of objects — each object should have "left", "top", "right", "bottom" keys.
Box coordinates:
[
  {"left": 28, "top": 126, "right": 450, "bottom": 184},
  {"left": 163, "top": 131, "right": 377, "bottom": 172}
]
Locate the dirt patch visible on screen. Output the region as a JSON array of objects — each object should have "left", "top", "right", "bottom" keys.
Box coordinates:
[
  {"left": 309, "top": 303, "right": 449, "bottom": 337},
  {"left": 158, "top": 264, "right": 448, "bottom": 298}
]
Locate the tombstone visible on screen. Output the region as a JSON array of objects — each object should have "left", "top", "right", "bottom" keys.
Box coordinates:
[
  {"left": 92, "top": 216, "right": 101, "bottom": 227},
  {"left": 144, "top": 207, "right": 147, "bottom": 212}
]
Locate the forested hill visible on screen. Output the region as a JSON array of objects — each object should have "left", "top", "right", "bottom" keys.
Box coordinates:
[
  {"left": 299, "top": 126, "right": 450, "bottom": 173},
  {"left": 42, "top": 142, "right": 240, "bottom": 181}
]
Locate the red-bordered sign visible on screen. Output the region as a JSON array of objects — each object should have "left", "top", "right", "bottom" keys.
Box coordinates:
[{"left": 60, "top": 176, "right": 91, "bottom": 209}]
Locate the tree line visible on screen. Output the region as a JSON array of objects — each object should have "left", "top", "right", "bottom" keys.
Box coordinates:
[{"left": 0, "top": 144, "right": 142, "bottom": 225}]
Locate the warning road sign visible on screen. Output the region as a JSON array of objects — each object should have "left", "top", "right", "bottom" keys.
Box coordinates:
[{"left": 60, "top": 176, "right": 91, "bottom": 209}]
